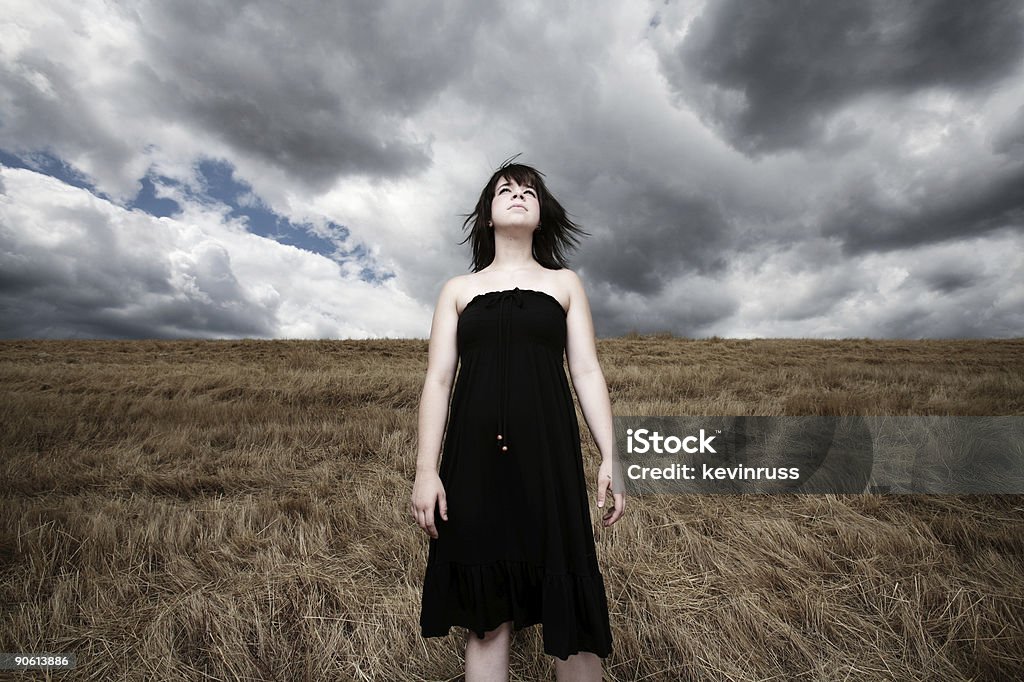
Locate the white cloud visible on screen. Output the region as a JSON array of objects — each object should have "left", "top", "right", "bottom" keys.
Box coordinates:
[{"left": 0, "top": 167, "right": 428, "bottom": 339}]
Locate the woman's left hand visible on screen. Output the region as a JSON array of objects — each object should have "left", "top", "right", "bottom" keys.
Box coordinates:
[{"left": 596, "top": 459, "right": 625, "bottom": 527}]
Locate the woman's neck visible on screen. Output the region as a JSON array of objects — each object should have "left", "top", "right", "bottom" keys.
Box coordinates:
[{"left": 489, "top": 228, "right": 537, "bottom": 271}]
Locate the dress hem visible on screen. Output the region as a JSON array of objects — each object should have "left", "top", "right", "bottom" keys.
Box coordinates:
[{"left": 420, "top": 559, "right": 613, "bottom": 661}]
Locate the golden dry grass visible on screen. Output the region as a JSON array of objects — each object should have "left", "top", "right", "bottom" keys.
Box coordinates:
[{"left": 1, "top": 337, "right": 1022, "bottom": 681}]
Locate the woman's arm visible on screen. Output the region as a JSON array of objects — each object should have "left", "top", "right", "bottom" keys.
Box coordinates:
[
  {"left": 411, "top": 278, "right": 460, "bottom": 538},
  {"left": 563, "top": 270, "right": 626, "bottom": 526}
]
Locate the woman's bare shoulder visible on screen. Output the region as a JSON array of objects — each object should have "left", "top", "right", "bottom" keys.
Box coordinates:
[
  {"left": 556, "top": 267, "right": 581, "bottom": 283},
  {"left": 443, "top": 274, "right": 469, "bottom": 289},
  {"left": 555, "top": 267, "right": 584, "bottom": 291},
  {"left": 554, "top": 268, "right": 587, "bottom": 312},
  {"left": 444, "top": 273, "right": 483, "bottom": 314},
  {"left": 428, "top": 275, "right": 461, "bottom": 310}
]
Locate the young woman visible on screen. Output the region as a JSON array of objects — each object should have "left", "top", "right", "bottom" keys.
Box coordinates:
[{"left": 411, "top": 159, "right": 625, "bottom": 681}]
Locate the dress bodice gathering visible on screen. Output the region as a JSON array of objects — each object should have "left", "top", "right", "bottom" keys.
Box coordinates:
[{"left": 470, "top": 288, "right": 566, "bottom": 454}]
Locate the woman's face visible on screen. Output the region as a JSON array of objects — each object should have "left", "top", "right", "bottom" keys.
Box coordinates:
[{"left": 489, "top": 175, "right": 540, "bottom": 231}]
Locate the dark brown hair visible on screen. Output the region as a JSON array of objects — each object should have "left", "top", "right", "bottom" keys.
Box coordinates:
[{"left": 459, "top": 155, "right": 589, "bottom": 272}]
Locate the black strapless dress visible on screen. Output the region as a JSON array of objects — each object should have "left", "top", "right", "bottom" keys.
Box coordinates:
[{"left": 419, "top": 287, "right": 613, "bottom": 661}]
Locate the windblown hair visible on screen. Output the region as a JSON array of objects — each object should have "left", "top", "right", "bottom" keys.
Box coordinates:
[{"left": 460, "top": 155, "right": 589, "bottom": 272}]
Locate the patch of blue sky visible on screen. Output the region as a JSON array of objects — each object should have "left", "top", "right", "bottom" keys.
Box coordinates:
[
  {"left": 188, "top": 158, "right": 393, "bottom": 284},
  {"left": 126, "top": 172, "right": 181, "bottom": 217},
  {"left": 175, "top": 157, "right": 343, "bottom": 257},
  {"left": 1, "top": 148, "right": 106, "bottom": 196},
  {"left": 1, "top": 149, "right": 393, "bottom": 283}
]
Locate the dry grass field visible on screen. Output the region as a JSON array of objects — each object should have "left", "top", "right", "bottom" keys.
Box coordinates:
[{"left": 1, "top": 337, "right": 1022, "bottom": 681}]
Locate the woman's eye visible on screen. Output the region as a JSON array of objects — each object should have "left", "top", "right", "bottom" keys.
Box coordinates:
[
  {"left": 525, "top": 189, "right": 536, "bottom": 196},
  {"left": 499, "top": 188, "right": 510, "bottom": 193}
]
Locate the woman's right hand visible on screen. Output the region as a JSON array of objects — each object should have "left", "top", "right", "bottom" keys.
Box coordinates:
[{"left": 410, "top": 471, "right": 448, "bottom": 539}]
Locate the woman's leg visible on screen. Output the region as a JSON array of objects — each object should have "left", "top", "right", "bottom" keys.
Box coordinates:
[
  {"left": 553, "top": 650, "right": 602, "bottom": 681},
  {"left": 465, "top": 620, "right": 512, "bottom": 682}
]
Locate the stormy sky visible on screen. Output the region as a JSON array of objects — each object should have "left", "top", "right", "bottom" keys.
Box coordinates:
[{"left": 2, "top": 0, "right": 1022, "bottom": 340}]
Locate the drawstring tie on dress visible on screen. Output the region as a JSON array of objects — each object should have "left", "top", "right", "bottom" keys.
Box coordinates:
[{"left": 484, "top": 288, "right": 524, "bottom": 453}]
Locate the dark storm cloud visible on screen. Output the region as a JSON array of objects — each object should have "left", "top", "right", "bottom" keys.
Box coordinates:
[
  {"left": 775, "top": 276, "right": 859, "bottom": 322},
  {"left": 123, "top": 0, "right": 495, "bottom": 188},
  {"left": 870, "top": 303, "right": 995, "bottom": 339},
  {"left": 902, "top": 247, "right": 990, "bottom": 295},
  {"left": 575, "top": 184, "right": 733, "bottom": 296},
  {"left": 993, "top": 104, "right": 1024, "bottom": 156},
  {"left": 571, "top": 181, "right": 741, "bottom": 337},
  {"left": 662, "top": 0, "right": 1024, "bottom": 154},
  {"left": 0, "top": 294, "right": 272, "bottom": 341},
  {"left": 920, "top": 271, "right": 976, "bottom": 294},
  {"left": 824, "top": 162, "right": 1024, "bottom": 254},
  {"left": 589, "top": 290, "right": 739, "bottom": 339}
]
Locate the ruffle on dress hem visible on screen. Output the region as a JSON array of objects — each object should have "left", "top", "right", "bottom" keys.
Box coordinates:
[{"left": 420, "top": 559, "right": 613, "bottom": 661}]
